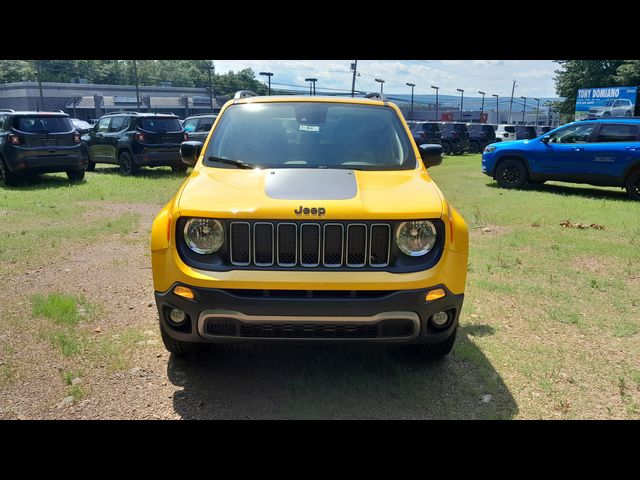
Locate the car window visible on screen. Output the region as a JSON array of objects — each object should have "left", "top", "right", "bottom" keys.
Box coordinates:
[
  {"left": 14, "top": 116, "right": 73, "bottom": 133},
  {"left": 594, "top": 124, "right": 639, "bottom": 142},
  {"left": 197, "top": 118, "right": 215, "bottom": 132},
  {"left": 205, "top": 102, "right": 416, "bottom": 171},
  {"left": 97, "top": 117, "right": 110, "bottom": 133},
  {"left": 109, "top": 116, "right": 129, "bottom": 132},
  {"left": 547, "top": 123, "right": 596, "bottom": 143},
  {"left": 0, "top": 114, "right": 6, "bottom": 131},
  {"left": 504, "top": 126, "right": 515, "bottom": 133},
  {"left": 139, "top": 117, "right": 183, "bottom": 132},
  {"left": 183, "top": 118, "right": 198, "bottom": 132}
]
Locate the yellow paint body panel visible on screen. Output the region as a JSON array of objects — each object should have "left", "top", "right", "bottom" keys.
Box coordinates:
[{"left": 151, "top": 95, "right": 468, "bottom": 295}]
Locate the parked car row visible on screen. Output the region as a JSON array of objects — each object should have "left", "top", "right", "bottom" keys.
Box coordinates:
[
  {"left": 408, "top": 121, "right": 554, "bottom": 155},
  {"left": 0, "top": 110, "right": 219, "bottom": 186}
]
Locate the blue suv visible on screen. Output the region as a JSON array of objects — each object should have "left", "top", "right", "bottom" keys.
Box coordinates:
[{"left": 481, "top": 118, "right": 640, "bottom": 200}]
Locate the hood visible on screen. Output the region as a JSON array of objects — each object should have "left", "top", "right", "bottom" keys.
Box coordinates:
[
  {"left": 494, "top": 139, "right": 531, "bottom": 148},
  {"left": 177, "top": 167, "right": 445, "bottom": 220}
]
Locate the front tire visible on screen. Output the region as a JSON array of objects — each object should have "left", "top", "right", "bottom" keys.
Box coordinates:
[
  {"left": 67, "top": 169, "right": 85, "bottom": 182},
  {"left": 119, "top": 151, "right": 139, "bottom": 176},
  {"left": 410, "top": 328, "right": 457, "bottom": 358},
  {"left": 625, "top": 170, "right": 640, "bottom": 200},
  {"left": 86, "top": 159, "right": 96, "bottom": 172},
  {"left": 495, "top": 159, "right": 528, "bottom": 189},
  {"left": 441, "top": 142, "right": 452, "bottom": 155},
  {"left": 160, "top": 324, "right": 204, "bottom": 356},
  {"left": 468, "top": 141, "right": 480, "bottom": 154}
]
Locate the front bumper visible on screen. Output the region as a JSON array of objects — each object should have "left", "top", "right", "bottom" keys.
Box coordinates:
[{"left": 155, "top": 284, "right": 463, "bottom": 344}]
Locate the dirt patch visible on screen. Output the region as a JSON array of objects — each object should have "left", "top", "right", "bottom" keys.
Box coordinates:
[
  {"left": 79, "top": 201, "right": 161, "bottom": 222},
  {"left": 570, "top": 255, "right": 618, "bottom": 274},
  {"left": 469, "top": 225, "right": 512, "bottom": 238}
]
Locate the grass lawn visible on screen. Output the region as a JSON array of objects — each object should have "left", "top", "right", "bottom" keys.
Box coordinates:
[
  {"left": 1, "top": 158, "right": 639, "bottom": 418},
  {"left": 429, "top": 154, "right": 640, "bottom": 418}
]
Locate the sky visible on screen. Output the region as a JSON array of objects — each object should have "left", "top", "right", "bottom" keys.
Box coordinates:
[{"left": 213, "top": 60, "right": 560, "bottom": 99}]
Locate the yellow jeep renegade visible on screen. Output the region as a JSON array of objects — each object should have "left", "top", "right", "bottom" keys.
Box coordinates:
[{"left": 150, "top": 91, "right": 468, "bottom": 357}]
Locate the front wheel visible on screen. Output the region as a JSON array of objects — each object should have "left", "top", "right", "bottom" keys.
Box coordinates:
[
  {"left": 160, "top": 324, "right": 205, "bottom": 356},
  {"left": 625, "top": 170, "right": 640, "bottom": 200},
  {"left": 67, "top": 169, "right": 85, "bottom": 182},
  {"left": 86, "top": 159, "right": 96, "bottom": 172},
  {"left": 409, "top": 328, "right": 457, "bottom": 358},
  {"left": 495, "top": 159, "right": 528, "bottom": 189},
  {"left": 119, "top": 151, "right": 139, "bottom": 176},
  {"left": 468, "top": 142, "right": 480, "bottom": 154},
  {"left": 441, "top": 142, "right": 452, "bottom": 155}
]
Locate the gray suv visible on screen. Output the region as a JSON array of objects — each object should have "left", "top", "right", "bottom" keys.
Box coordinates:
[{"left": 588, "top": 99, "right": 634, "bottom": 118}]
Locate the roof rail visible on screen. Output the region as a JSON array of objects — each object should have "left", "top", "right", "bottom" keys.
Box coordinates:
[
  {"left": 0, "top": 109, "right": 15, "bottom": 113},
  {"left": 234, "top": 90, "right": 258, "bottom": 99},
  {"left": 364, "top": 92, "right": 388, "bottom": 102}
]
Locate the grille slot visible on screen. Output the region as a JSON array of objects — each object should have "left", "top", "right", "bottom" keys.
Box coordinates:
[
  {"left": 323, "top": 224, "right": 344, "bottom": 267},
  {"left": 300, "top": 223, "right": 321, "bottom": 267},
  {"left": 369, "top": 224, "right": 391, "bottom": 267},
  {"left": 230, "top": 222, "right": 250, "bottom": 266},
  {"left": 277, "top": 223, "right": 297, "bottom": 266},
  {"left": 346, "top": 224, "right": 367, "bottom": 267},
  {"left": 253, "top": 222, "right": 274, "bottom": 266}
]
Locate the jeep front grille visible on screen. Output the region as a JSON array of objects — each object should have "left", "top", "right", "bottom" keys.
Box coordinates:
[{"left": 229, "top": 221, "right": 391, "bottom": 269}]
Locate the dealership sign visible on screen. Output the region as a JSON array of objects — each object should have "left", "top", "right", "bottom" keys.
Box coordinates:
[{"left": 575, "top": 86, "right": 637, "bottom": 120}]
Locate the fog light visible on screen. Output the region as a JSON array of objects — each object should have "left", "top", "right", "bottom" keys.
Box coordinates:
[
  {"left": 169, "top": 308, "right": 186, "bottom": 325},
  {"left": 431, "top": 311, "right": 450, "bottom": 328}
]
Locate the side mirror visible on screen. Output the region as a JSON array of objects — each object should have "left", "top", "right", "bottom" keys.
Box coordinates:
[
  {"left": 541, "top": 136, "right": 550, "bottom": 144},
  {"left": 419, "top": 144, "right": 443, "bottom": 168},
  {"left": 180, "top": 141, "right": 203, "bottom": 166},
  {"left": 93, "top": 124, "right": 100, "bottom": 133}
]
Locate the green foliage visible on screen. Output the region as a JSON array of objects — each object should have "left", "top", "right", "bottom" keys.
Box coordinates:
[
  {"left": 0, "top": 60, "right": 268, "bottom": 96},
  {"left": 552, "top": 60, "right": 640, "bottom": 118}
]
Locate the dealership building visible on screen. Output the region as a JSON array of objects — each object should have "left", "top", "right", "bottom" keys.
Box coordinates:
[{"left": 0, "top": 81, "right": 227, "bottom": 120}]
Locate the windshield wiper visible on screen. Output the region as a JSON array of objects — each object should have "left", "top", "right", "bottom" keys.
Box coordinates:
[{"left": 207, "top": 156, "right": 255, "bottom": 169}]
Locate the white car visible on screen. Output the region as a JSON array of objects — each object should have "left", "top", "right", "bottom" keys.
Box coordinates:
[
  {"left": 494, "top": 124, "right": 517, "bottom": 142},
  {"left": 588, "top": 99, "right": 634, "bottom": 118}
]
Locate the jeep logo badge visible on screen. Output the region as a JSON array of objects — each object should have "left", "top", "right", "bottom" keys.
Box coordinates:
[{"left": 294, "top": 206, "right": 326, "bottom": 216}]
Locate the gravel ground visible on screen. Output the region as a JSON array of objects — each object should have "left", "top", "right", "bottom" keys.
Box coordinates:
[{"left": 0, "top": 203, "right": 518, "bottom": 420}]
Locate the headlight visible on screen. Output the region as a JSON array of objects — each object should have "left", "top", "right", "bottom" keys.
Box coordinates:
[
  {"left": 395, "top": 220, "right": 437, "bottom": 256},
  {"left": 183, "top": 218, "right": 224, "bottom": 254},
  {"left": 484, "top": 145, "right": 497, "bottom": 153}
]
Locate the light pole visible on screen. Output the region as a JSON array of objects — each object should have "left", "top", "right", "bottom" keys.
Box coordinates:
[
  {"left": 375, "top": 78, "right": 385, "bottom": 94},
  {"left": 457, "top": 88, "right": 464, "bottom": 122},
  {"left": 406, "top": 82, "right": 415, "bottom": 120},
  {"left": 305, "top": 77, "right": 317, "bottom": 96},
  {"left": 431, "top": 85, "right": 439, "bottom": 121},
  {"left": 259, "top": 71, "right": 273, "bottom": 95},
  {"left": 492, "top": 94, "right": 499, "bottom": 124},
  {"left": 534, "top": 98, "right": 540, "bottom": 125},
  {"left": 520, "top": 96, "right": 527, "bottom": 123},
  {"left": 478, "top": 91, "right": 486, "bottom": 121}
]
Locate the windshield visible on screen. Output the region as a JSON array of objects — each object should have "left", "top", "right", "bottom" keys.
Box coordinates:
[
  {"left": 204, "top": 102, "right": 416, "bottom": 170},
  {"left": 14, "top": 116, "right": 72, "bottom": 133},
  {"left": 139, "top": 117, "right": 183, "bottom": 132},
  {"left": 72, "top": 119, "right": 91, "bottom": 130}
]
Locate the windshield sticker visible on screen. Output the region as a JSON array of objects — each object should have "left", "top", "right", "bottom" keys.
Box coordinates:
[{"left": 299, "top": 125, "right": 320, "bottom": 132}]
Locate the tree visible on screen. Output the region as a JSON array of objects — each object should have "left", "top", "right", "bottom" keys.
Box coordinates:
[
  {"left": 615, "top": 60, "right": 640, "bottom": 86},
  {"left": 553, "top": 60, "right": 625, "bottom": 116}
]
